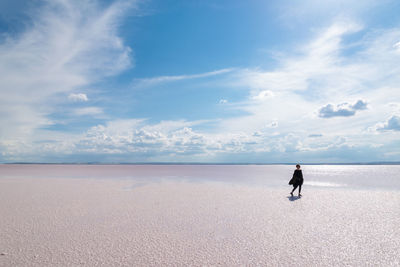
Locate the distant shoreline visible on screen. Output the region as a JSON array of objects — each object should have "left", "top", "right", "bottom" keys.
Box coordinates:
[{"left": 2, "top": 162, "right": 400, "bottom": 165}]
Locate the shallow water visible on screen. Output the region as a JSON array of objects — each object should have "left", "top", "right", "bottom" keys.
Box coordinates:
[{"left": 1, "top": 164, "right": 399, "bottom": 190}]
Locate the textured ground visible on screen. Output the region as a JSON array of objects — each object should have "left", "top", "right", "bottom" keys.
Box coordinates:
[{"left": 0, "top": 177, "right": 399, "bottom": 266}]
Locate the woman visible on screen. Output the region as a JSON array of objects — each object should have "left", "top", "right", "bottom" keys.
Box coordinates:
[{"left": 290, "top": 164, "right": 303, "bottom": 197}]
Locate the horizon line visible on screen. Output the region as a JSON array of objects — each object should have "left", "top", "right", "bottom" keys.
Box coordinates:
[{"left": 1, "top": 161, "right": 400, "bottom": 165}]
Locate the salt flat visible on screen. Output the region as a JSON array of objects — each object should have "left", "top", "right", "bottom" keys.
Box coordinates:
[{"left": 0, "top": 174, "right": 399, "bottom": 266}]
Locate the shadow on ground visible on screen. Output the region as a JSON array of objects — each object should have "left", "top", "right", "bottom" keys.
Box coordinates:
[{"left": 287, "top": 195, "right": 302, "bottom": 201}]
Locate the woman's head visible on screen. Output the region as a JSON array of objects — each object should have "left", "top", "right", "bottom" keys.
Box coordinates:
[{"left": 296, "top": 164, "right": 301, "bottom": 169}]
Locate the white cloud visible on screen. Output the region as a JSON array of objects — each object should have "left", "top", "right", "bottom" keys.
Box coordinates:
[
  {"left": 308, "top": 134, "right": 323, "bottom": 138},
  {"left": 219, "top": 99, "right": 228, "bottom": 104},
  {"left": 319, "top": 103, "right": 356, "bottom": 118},
  {"left": 132, "top": 68, "right": 234, "bottom": 88},
  {"left": 266, "top": 121, "right": 278, "bottom": 128},
  {"left": 252, "top": 90, "right": 274, "bottom": 100},
  {"left": 0, "top": 119, "right": 268, "bottom": 159},
  {"left": 233, "top": 22, "right": 363, "bottom": 96},
  {"left": 393, "top": 41, "right": 400, "bottom": 51},
  {"left": 0, "top": 115, "right": 398, "bottom": 162},
  {"left": 388, "top": 102, "right": 400, "bottom": 109},
  {"left": 351, "top": 100, "right": 368, "bottom": 110},
  {"left": 73, "top": 107, "right": 103, "bottom": 116},
  {"left": 0, "top": 0, "right": 134, "bottom": 141},
  {"left": 75, "top": 119, "right": 214, "bottom": 156},
  {"left": 376, "top": 115, "right": 400, "bottom": 132},
  {"left": 68, "top": 93, "right": 88, "bottom": 102},
  {"left": 219, "top": 22, "right": 400, "bottom": 133},
  {"left": 318, "top": 99, "right": 368, "bottom": 118}
]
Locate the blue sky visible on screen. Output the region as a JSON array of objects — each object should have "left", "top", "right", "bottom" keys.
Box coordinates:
[{"left": 0, "top": 0, "right": 400, "bottom": 163}]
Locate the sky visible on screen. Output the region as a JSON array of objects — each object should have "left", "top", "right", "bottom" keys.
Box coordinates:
[{"left": 0, "top": 0, "right": 400, "bottom": 163}]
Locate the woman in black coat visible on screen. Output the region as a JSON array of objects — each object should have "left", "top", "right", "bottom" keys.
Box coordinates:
[{"left": 290, "top": 164, "right": 303, "bottom": 197}]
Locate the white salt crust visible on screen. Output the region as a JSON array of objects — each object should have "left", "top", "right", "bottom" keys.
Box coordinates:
[{"left": 0, "top": 177, "right": 399, "bottom": 266}]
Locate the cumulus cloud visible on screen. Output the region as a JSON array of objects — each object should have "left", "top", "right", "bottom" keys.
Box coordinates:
[
  {"left": 266, "top": 121, "right": 278, "bottom": 128},
  {"left": 252, "top": 131, "right": 262, "bottom": 137},
  {"left": 394, "top": 41, "right": 400, "bottom": 51},
  {"left": 74, "top": 119, "right": 241, "bottom": 156},
  {"left": 252, "top": 90, "right": 274, "bottom": 100},
  {"left": 318, "top": 100, "right": 368, "bottom": 118},
  {"left": 376, "top": 115, "right": 400, "bottom": 131},
  {"left": 318, "top": 104, "right": 356, "bottom": 118},
  {"left": 0, "top": 118, "right": 273, "bottom": 160},
  {"left": 388, "top": 102, "right": 400, "bottom": 110},
  {"left": 351, "top": 100, "right": 368, "bottom": 110},
  {"left": 68, "top": 93, "right": 88, "bottom": 102},
  {"left": 0, "top": 115, "right": 397, "bottom": 162},
  {"left": 308, "top": 134, "right": 323, "bottom": 138}
]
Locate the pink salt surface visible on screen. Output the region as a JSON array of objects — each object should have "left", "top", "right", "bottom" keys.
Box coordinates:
[{"left": 0, "top": 177, "right": 399, "bottom": 266}]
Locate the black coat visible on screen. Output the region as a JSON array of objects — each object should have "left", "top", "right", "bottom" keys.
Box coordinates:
[{"left": 289, "top": 169, "right": 303, "bottom": 185}]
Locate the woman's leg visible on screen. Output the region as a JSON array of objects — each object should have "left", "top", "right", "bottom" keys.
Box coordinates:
[
  {"left": 291, "top": 184, "right": 298, "bottom": 193},
  {"left": 298, "top": 185, "right": 302, "bottom": 195}
]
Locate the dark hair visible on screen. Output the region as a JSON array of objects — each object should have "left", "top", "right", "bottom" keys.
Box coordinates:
[{"left": 296, "top": 164, "right": 300, "bottom": 168}]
